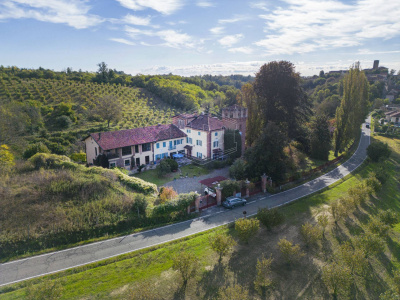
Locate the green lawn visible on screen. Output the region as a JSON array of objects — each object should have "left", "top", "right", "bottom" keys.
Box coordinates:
[{"left": 132, "top": 164, "right": 210, "bottom": 186}]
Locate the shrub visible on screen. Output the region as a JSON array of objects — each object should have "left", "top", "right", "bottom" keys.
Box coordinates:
[
  {"left": 365, "top": 173, "right": 382, "bottom": 193},
  {"left": 317, "top": 214, "right": 329, "bottom": 237},
  {"left": 55, "top": 115, "right": 73, "bottom": 129},
  {"left": 354, "top": 232, "right": 385, "bottom": 257},
  {"left": 339, "top": 242, "right": 368, "bottom": 276},
  {"left": 278, "top": 238, "right": 304, "bottom": 265},
  {"left": 158, "top": 186, "right": 178, "bottom": 203},
  {"left": 0, "top": 144, "right": 15, "bottom": 172},
  {"left": 113, "top": 168, "right": 157, "bottom": 195},
  {"left": 220, "top": 180, "right": 241, "bottom": 199},
  {"left": 254, "top": 255, "right": 274, "bottom": 294},
  {"left": 375, "top": 163, "right": 389, "bottom": 184},
  {"left": 23, "top": 142, "right": 50, "bottom": 159},
  {"left": 70, "top": 152, "right": 86, "bottom": 163},
  {"left": 156, "top": 160, "right": 171, "bottom": 177},
  {"left": 209, "top": 232, "right": 236, "bottom": 261},
  {"left": 165, "top": 158, "right": 178, "bottom": 171},
  {"left": 235, "top": 218, "right": 260, "bottom": 244},
  {"left": 368, "top": 217, "right": 390, "bottom": 238},
  {"left": 152, "top": 192, "right": 198, "bottom": 218},
  {"left": 29, "top": 153, "right": 71, "bottom": 169},
  {"left": 367, "top": 141, "right": 391, "bottom": 162},
  {"left": 218, "top": 284, "right": 249, "bottom": 300},
  {"left": 229, "top": 158, "right": 247, "bottom": 180},
  {"left": 322, "top": 262, "right": 352, "bottom": 299},
  {"left": 256, "top": 207, "right": 285, "bottom": 231},
  {"left": 378, "top": 209, "right": 399, "bottom": 227},
  {"left": 300, "top": 222, "right": 322, "bottom": 247},
  {"left": 172, "top": 251, "right": 198, "bottom": 288}
]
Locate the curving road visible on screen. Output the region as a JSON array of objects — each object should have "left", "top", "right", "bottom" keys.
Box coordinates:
[{"left": 0, "top": 120, "right": 370, "bottom": 287}]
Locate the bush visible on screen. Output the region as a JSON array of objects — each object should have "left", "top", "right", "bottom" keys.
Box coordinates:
[
  {"left": 229, "top": 158, "right": 247, "bottom": 180},
  {"left": 278, "top": 238, "right": 304, "bottom": 265},
  {"left": 256, "top": 207, "right": 285, "bottom": 231},
  {"left": 218, "top": 284, "right": 249, "bottom": 300},
  {"left": 220, "top": 180, "right": 241, "bottom": 199},
  {"left": 367, "top": 141, "right": 391, "bottom": 162},
  {"left": 158, "top": 186, "right": 178, "bottom": 203},
  {"left": 165, "top": 158, "right": 178, "bottom": 171},
  {"left": 235, "top": 218, "right": 260, "bottom": 244},
  {"left": 209, "top": 233, "right": 236, "bottom": 261},
  {"left": 152, "top": 192, "right": 198, "bottom": 218},
  {"left": 300, "top": 222, "right": 322, "bottom": 247},
  {"left": 23, "top": 142, "right": 50, "bottom": 159},
  {"left": 29, "top": 153, "right": 71, "bottom": 169},
  {"left": 113, "top": 168, "right": 157, "bottom": 195},
  {"left": 368, "top": 217, "right": 390, "bottom": 238},
  {"left": 156, "top": 160, "right": 171, "bottom": 177},
  {"left": 55, "top": 115, "right": 73, "bottom": 129},
  {"left": 70, "top": 152, "right": 86, "bottom": 163},
  {"left": 322, "top": 262, "right": 352, "bottom": 299},
  {"left": 378, "top": 209, "right": 398, "bottom": 227},
  {"left": 365, "top": 173, "right": 382, "bottom": 193}
]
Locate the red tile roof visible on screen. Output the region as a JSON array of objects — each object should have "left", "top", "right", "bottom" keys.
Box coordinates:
[
  {"left": 186, "top": 114, "right": 224, "bottom": 131},
  {"left": 90, "top": 124, "right": 187, "bottom": 150}
]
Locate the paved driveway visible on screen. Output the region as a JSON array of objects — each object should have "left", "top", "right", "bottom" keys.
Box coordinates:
[{"left": 0, "top": 120, "right": 370, "bottom": 287}]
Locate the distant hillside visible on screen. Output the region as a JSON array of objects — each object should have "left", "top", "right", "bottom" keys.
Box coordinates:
[{"left": 0, "top": 73, "right": 181, "bottom": 155}]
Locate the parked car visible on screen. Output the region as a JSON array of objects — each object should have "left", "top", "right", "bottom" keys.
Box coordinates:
[
  {"left": 222, "top": 196, "right": 247, "bottom": 209},
  {"left": 204, "top": 186, "right": 216, "bottom": 198}
]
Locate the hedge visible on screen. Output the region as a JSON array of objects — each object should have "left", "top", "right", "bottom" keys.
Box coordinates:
[{"left": 113, "top": 168, "right": 158, "bottom": 195}]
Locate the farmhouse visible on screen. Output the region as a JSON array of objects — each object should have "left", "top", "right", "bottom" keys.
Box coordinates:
[{"left": 84, "top": 105, "right": 248, "bottom": 169}]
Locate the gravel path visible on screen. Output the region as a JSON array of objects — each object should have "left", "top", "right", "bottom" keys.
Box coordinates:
[{"left": 162, "top": 167, "right": 230, "bottom": 194}]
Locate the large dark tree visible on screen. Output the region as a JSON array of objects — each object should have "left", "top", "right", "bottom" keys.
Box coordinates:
[
  {"left": 244, "top": 122, "right": 287, "bottom": 182},
  {"left": 253, "top": 61, "right": 312, "bottom": 140},
  {"left": 310, "top": 115, "right": 331, "bottom": 161}
]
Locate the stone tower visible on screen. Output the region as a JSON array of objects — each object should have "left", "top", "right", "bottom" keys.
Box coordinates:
[
  {"left": 221, "top": 105, "right": 248, "bottom": 154},
  {"left": 373, "top": 60, "right": 379, "bottom": 69}
]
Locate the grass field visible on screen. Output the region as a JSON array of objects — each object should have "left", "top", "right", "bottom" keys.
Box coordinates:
[
  {"left": 132, "top": 164, "right": 210, "bottom": 187},
  {"left": 2, "top": 136, "right": 399, "bottom": 299}
]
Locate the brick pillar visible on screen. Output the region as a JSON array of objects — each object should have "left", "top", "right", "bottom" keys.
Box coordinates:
[
  {"left": 195, "top": 196, "right": 201, "bottom": 212},
  {"left": 216, "top": 185, "right": 223, "bottom": 206},
  {"left": 261, "top": 173, "right": 267, "bottom": 193},
  {"left": 245, "top": 179, "right": 250, "bottom": 198}
]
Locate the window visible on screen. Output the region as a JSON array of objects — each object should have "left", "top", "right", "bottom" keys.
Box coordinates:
[
  {"left": 187, "top": 137, "right": 192, "bottom": 144},
  {"left": 198, "top": 132, "right": 201, "bottom": 136},
  {"left": 213, "top": 141, "right": 219, "bottom": 148},
  {"left": 215, "top": 132, "right": 218, "bottom": 136},
  {"left": 142, "top": 143, "right": 151, "bottom": 152},
  {"left": 145, "top": 156, "right": 150, "bottom": 164},
  {"left": 124, "top": 159, "right": 130, "bottom": 166},
  {"left": 122, "top": 146, "right": 132, "bottom": 156},
  {"left": 187, "top": 129, "right": 191, "bottom": 133},
  {"left": 155, "top": 154, "right": 161, "bottom": 160},
  {"left": 110, "top": 162, "right": 116, "bottom": 168},
  {"left": 156, "top": 143, "right": 160, "bottom": 149},
  {"left": 135, "top": 145, "right": 139, "bottom": 153},
  {"left": 181, "top": 139, "right": 183, "bottom": 144},
  {"left": 95, "top": 147, "right": 97, "bottom": 156},
  {"left": 174, "top": 140, "right": 177, "bottom": 145},
  {"left": 196, "top": 140, "right": 202, "bottom": 146},
  {"left": 163, "top": 142, "right": 166, "bottom": 147},
  {"left": 135, "top": 158, "right": 140, "bottom": 166},
  {"left": 161, "top": 152, "right": 168, "bottom": 158},
  {"left": 197, "top": 152, "right": 202, "bottom": 158}
]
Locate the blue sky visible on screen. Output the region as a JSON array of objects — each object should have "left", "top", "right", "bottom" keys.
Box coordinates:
[{"left": 1, "top": 0, "right": 400, "bottom": 76}]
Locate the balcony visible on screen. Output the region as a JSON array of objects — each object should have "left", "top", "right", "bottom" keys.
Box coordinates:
[
  {"left": 106, "top": 153, "right": 119, "bottom": 159},
  {"left": 168, "top": 146, "right": 177, "bottom": 150}
]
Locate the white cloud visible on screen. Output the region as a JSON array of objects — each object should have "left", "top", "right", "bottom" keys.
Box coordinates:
[
  {"left": 122, "top": 14, "right": 151, "bottom": 26},
  {"left": 197, "top": 1, "right": 215, "bottom": 7},
  {"left": 249, "top": 2, "right": 269, "bottom": 11},
  {"left": 210, "top": 26, "right": 224, "bottom": 35},
  {"left": 110, "top": 38, "right": 135, "bottom": 45},
  {"left": 218, "top": 15, "right": 247, "bottom": 24},
  {"left": 0, "top": 0, "right": 102, "bottom": 29},
  {"left": 254, "top": 0, "right": 400, "bottom": 55},
  {"left": 228, "top": 47, "right": 253, "bottom": 54},
  {"left": 115, "top": 0, "right": 184, "bottom": 15},
  {"left": 219, "top": 34, "right": 243, "bottom": 47}
]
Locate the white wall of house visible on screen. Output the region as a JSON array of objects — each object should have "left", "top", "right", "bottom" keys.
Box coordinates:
[
  {"left": 85, "top": 136, "right": 100, "bottom": 165},
  {"left": 154, "top": 138, "right": 185, "bottom": 160},
  {"left": 211, "top": 130, "right": 224, "bottom": 157},
  {"left": 184, "top": 128, "right": 208, "bottom": 159}
]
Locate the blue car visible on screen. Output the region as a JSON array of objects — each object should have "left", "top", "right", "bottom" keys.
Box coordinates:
[{"left": 222, "top": 196, "right": 247, "bottom": 209}]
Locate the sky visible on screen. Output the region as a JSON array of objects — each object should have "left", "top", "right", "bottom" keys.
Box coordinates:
[{"left": 1, "top": 0, "right": 400, "bottom": 77}]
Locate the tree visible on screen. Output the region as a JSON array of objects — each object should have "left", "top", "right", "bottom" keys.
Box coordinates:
[
  {"left": 322, "top": 262, "right": 352, "bottom": 300},
  {"left": 339, "top": 242, "right": 368, "bottom": 276},
  {"left": 94, "top": 95, "right": 122, "bottom": 127},
  {"left": 209, "top": 232, "right": 236, "bottom": 262},
  {"left": 309, "top": 114, "right": 331, "bottom": 161},
  {"left": 218, "top": 284, "right": 249, "bottom": 300},
  {"left": 317, "top": 214, "right": 329, "bottom": 237},
  {"left": 330, "top": 200, "right": 346, "bottom": 225},
  {"left": 224, "top": 129, "right": 242, "bottom": 159},
  {"left": 253, "top": 61, "right": 312, "bottom": 140},
  {"left": 172, "top": 251, "right": 198, "bottom": 289},
  {"left": 278, "top": 238, "right": 304, "bottom": 265},
  {"left": 156, "top": 160, "right": 171, "bottom": 177},
  {"left": 367, "top": 141, "right": 391, "bottom": 162},
  {"left": 367, "top": 217, "right": 390, "bottom": 238},
  {"left": 354, "top": 232, "right": 385, "bottom": 258},
  {"left": 254, "top": 255, "right": 274, "bottom": 294},
  {"left": 0, "top": 144, "right": 15, "bottom": 173},
  {"left": 300, "top": 222, "right": 322, "bottom": 248},
  {"left": 229, "top": 158, "right": 246, "bottom": 180},
  {"left": 256, "top": 207, "right": 285, "bottom": 231},
  {"left": 241, "top": 83, "right": 262, "bottom": 146},
  {"left": 234, "top": 218, "right": 260, "bottom": 244},
  {"left": 158, "top": 186, "right": 178, "bottom": 204},
  {"left": 244, "top": 122, "right": 287, "bottom": 182},
  {"left": 333, "top": 62, "right": 369, "bottom": 156},
  {"left": 378, "top": 209, "right": 399, "bottom": 227},
  {"left": 23, "top": 142, "right": 50, "bottom": 159}
]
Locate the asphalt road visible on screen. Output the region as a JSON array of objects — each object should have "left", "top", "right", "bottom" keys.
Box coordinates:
[{"left": 0, "top": 120, "right": 370, "bottom": 287}]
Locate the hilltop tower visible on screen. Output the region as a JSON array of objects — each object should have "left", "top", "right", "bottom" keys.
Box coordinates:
[
  {"left": 373, "top": 60, "right": 379, "bottom": 69},
  {"left": 222, "top": 105, "right": 248, "bottom": 155}
]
